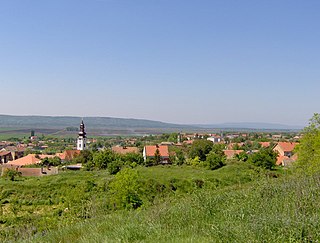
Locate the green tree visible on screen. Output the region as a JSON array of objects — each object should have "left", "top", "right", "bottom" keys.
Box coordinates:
[
  {"left": 247, "top": 148, "right": 277, "bottom": 170},
  {"left": 154, "top": 148, "right": 161, "bottom": 165},
  {"left": 296, "top": 113, "right": 320, "bottom": 174},
  {"left": 205, "top": 151, "right": 226, "bottom": 170},
  {"left": 92, "top": 149, "right": 116, "bottom": 169},
  {"left": 175, "top": 150, "right": 185, "bottom": 165},
  {"left": 74, "top": 150, "right": 93, "bottom": 164},
  {"left": 189, "top": 139, "right": 213, "bottom": 161},
  {"left": 108, "top": 159, "right": 123, "bottom": 175},
  {"left": 122, "top": 152, "right": 144, "bottom": 165},
  {"left": 3, "top": 169, "right": 21, "bottom": 181},
  {"left": 109, "top": 168, "right": 142, "bottom": 209},
  {"left": 235, "top": 151, "right": 249, "bottom": 162}
]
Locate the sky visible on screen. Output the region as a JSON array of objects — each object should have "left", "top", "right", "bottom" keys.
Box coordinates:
[{"left": 1, "top": 0, "right": 319, "bottom": 126}]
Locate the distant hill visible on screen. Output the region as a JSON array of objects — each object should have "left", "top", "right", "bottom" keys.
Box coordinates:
[
  {"left": 0, "top": 114, "right": 193, "bottom": 130},
  {"left": 196, "top": 122, "right": 303, "bottom": 130},
  {"left": 0, "top": 115, "right": 302, "bottom": 136}
]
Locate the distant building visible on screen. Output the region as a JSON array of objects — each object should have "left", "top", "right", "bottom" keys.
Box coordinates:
[
  {"left": 273, "top": 142, "right": 298, "bottom": 157},
  {"left": 143, "top": 145, "right": 170, "bottom": 163},
  {"left": 6, "top": 154, "right": 55, "bottom": 167},
  {"left": 0, "top": 151, "right": 13, "bottom": 164},
  {"left": 112, "top": 146, "right": 139, "bottom": 155},
  {"left": 223, "top": 150, "right": 244, "bottom": 159},
  {"left": 77, "top": 120, "right": 86, "bottom": 151},
  {"left": 259, "top": 142, "right": 271, "bottom": 148},
  {"left": 207, "top": 136, "right": 221, "bottom": 143},
  {"left": 1, "top": 146, "right": 25, "bottom": 160},
  {"left": 273, "top": 142, "right": 298, "bottom": 166},
  {"left": 56, "top": 150, "right": 80, "bottom": 161}
]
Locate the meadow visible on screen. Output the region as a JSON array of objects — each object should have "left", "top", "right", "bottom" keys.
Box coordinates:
[
  {"left": 29, "top": 173, "right": 320, "bottom": 243},
  {"left": 0, "top": 162, "right": 266, "bottom": 242},
  {"left": 2, "top": 161, "right": 315, "bottom": 242}
]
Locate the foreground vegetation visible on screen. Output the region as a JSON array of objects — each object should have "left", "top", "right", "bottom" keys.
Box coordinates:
[
  {"left": 1, "top": 163, "right": 267, "bottom": 242},
  {"left": 27, "top": 173, "right": 320, "bottom": 243},
  {"left": 2, "top": 114, "right": 320, "bottom": 242}
]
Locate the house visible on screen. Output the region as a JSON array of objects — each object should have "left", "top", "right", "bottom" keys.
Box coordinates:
[
  {"left": 227, "top": 143, "right": 244, "bottom": 150},
  {"left": 1, "top": 146, "right": 25, "bottom": 160},
  {"left": 0, "top": 151, "right": 13, "bottom": 164},
  {"left": 7, "top": 154, "right": 55, "bottom": 167},
  {"left": 56, "top": 150, "right": 80, "bottom": 161},
  {"left": 160, "top": 142, "right": 174, "bottom": 146},
  {"left": 183, "top": 140, "right": 194, "bottom": 145},
  {"left": 223, "top": 150, "right": 244, "bottom": 159},
  {"left": 112, "top": 146, "right": 139, "bottom": 155},
  {"left": 259, "top": 142, "right": 271, "bottom": 148},
  {"left": 273, "top": 142, "right": 298, "bottom": 166},
  {"left": 1, "top": 165, "right": 58, "bottom": 177},
  {"left": 207, "top": 136, "right": 221, "bottom": 143},
  {"left": 272, "top": 134, "right": 282, "bottom": 140},
  {"left": 273, "top": 142, "right": 298, "bottom": 157},
  {"left": 143, "top": 145, "right": 170, "bottom": 163},
  {"left": 276, "top": 154, "right": 298, "bottom": 166}
]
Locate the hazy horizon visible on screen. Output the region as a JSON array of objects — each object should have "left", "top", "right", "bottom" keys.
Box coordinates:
[
  {"left": 0, "top": 113, "right": 305, "bottom": 128},
  {"left": 1, "top": 1, "right": 319, "bottom": 126}
]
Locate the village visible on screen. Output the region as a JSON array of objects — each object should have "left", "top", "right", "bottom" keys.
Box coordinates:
[{"left": 0, "top": 119, "right": 301, "bottom": 177}]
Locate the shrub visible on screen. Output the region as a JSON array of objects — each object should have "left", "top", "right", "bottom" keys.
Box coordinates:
[
  {"left": 247, "top": 148, "right": 277, "bottom": 170},
  {"left": 205, "top": 151, "right": 226, "bottom": 170},
  {"left": 2, "top": 169, "right": 21, "bottom": 181},
  {"left": 109, "top": 168, "right": 142, "bottom": 209}
]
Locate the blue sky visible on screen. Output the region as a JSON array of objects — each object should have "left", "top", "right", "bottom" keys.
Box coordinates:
[{"left": 1, "top": 0, "right": 319, "bottom": 126}]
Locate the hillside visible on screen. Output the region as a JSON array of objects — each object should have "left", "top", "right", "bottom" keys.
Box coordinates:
[
  {"left": 0, "top": 164, "right": 315, "bottom": 242},
  {"left": 0, "top": 115, "right": 198, "bottom": 136},
  {"left": 0, "top": 115, "right": 302, "bottom": 136},
  {"left": 0, "top": 115, "right": 191, "bottom": 129}
]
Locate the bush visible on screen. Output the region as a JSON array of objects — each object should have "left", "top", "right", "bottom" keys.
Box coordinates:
[
  {"left": 109, "top": 168, "right": 143, "bottom": 209},
  {"left": 247, "top": 148, "right": 277, "bottom": 170},
  {"left": 108, "top": 160, "right": 122, "bottom": 175},
  {"left": 2, "top": 169, "right": 21, "bottom": 181},
  {"left": 205, "top": 151, "right": 226, "bottom": 170},
  {"left": 189, "top": 140, "right": 213, "bottom": 161}
]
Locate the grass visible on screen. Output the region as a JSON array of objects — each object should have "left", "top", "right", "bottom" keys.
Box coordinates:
[
  {"left": 0, "top": 163, "right": 259, "bottom": 242},
  {"left": 24, "top": 173, "right": 320, "bottom": 243},
  {"left": 0, "top": 163, "right": 314, "bottom": 242}
]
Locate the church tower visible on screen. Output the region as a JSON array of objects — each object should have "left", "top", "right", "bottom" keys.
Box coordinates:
[{"left": 77, "top": 119, "right": 86, "bottom": 151}]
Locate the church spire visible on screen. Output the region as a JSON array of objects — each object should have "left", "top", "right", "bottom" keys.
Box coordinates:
[{"left": 77, "top": 119, "right": 86, "bottom": 150}]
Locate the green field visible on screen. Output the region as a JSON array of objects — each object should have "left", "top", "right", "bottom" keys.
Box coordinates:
[{"left": 1, "top": 162, "right": 315, "bottom": 242}]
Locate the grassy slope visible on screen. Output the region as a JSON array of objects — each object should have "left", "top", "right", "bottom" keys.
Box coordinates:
[
  {"left": 0, "top": 163, "right": 257, "bottom": 242},
  {"left": 29, "top": 173, "right": 320, "bottom": 243},
  {"left": 2, "top": 163, "right": 319, "bottom": 242}
]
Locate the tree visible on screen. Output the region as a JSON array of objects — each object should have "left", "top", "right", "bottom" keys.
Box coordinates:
[
  {"left": 175, "top": 150, "right": 185, "bottom": 165},
  {"left": 92, "top": 149, "right": 117, "bottom": 170},
  {"left": 205, "top": 151, "right": 226, "bottom": 170},
  {"left": 3, "top": 169, "right": 21, "bottom": 181},
  {"left": 109, "top": 168, "right": 142, "bottom": 209},
  {"left": 122, "top": 152, "right": 144, "bottom": 165},
  {"left": 154, "top": 148, "right": 161, "bottom": 165},
  {"left": 189, "top": 140, "right": 213, "bottom": 161},
  {"left": 108, "top": 159, "right": 122, "bottom": 175},
  {"left": 247, "top": 148, "right": 277, "bottom": 170},
  {"left": 235, "top": 151, "right": 248, "bottom": 162},
  {"left": 296, "top": 113, "right": 320, "bottom": 174},
  {"left": 73, "top": 150, "right": 93, "bottom": 164}
]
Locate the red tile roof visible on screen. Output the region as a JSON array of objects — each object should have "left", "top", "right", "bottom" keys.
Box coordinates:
[
  {"left": 277, "top": 142, "right": 298, "bottom": 152},
  {"left": 259, "top": 142, "right": 271, "bottom": 148},
  {"left": 0, "top": 151, "right": 11, "bottom": 157},
  {"left": 144, "top": 145, "right": 169, "bottom": 157},
  {"left": 7, "top": 154, "right": 54, "bottom": 166},
  {"left": 56, "top": 150, "right": 80, "bottom": 161},
  {"left": 223, "top": 150, "right": 244, "bottom": 159},
  {"left": 112, "top": 146, "right": 139, "bottom": 155}
]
